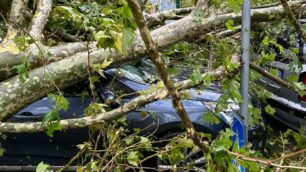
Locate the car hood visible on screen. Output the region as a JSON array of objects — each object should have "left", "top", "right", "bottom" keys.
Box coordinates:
[{"left": 105, "top": 69, "right": 227, "bottom": 103}]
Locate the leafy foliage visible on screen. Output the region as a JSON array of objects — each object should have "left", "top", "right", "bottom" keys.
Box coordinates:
[
  {"left": 42, "top": 93, "right": 69, "bottom": 137},
  {"left": 48, "top": 0, "right": 136, "bottom": 53},
  {"left": 36, "top": 162, "right": 52, "bottom": 172}
]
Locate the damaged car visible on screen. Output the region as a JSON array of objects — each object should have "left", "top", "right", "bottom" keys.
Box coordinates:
[{"left": 0, "top": 59, "right": 264, "bottom": 170}]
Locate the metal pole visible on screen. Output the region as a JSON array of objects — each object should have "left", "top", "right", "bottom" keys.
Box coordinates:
[{"left": 240, "top": 0, "right": 251, "bottom": 145}]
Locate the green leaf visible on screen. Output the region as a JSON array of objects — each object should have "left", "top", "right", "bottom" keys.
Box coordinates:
[
  {"left": 114, "top": 166, "right": 121, "bottom": 172},
  {"left": 291, "top": 48, "right": 299, "bottom": 54},
  {"left": 127, "top": 151, "right": 139, "bottom": 166},
  {"left": 264, "top": 105, "right": 276, "bottom": 115},
  {"left": 36, "top": 162, "right": 52, "bottom": 172},
  {"left": 0, "top": 148, "right": 4, "bottom": 156},
  {"left": 169, "top": 148, "right": 185, "bottom": 165},
  {"left": 229, "top": 80, "right": 242, "bottom": 102},
  {"left": 269, "top": 68, "right": 279, "bottom": 77},
  {"left": 110, "top": 30, "right": 123, "bottom": 53},
  {"left": 211, "top": 128, "right": 234, "bottom": 153},
  {"left": 122, "top": 27, "right": 135, "bottom": 54},
  {"left": 227, "top": 0, "right": 242, "bottom": 13},
  {"left": 46, "top": 124, "right": 61, "bottom": 137},
  {"left": 139, "top": 136, "right": 153, "bottom": 151},
  {"left": 48, "top": 93, "right": 69, "bottom": 111},
  {"left": 121, "top": 3, "right": 132, "bottom": 19},
  {"left": 224, "top": 55, "right": 239, "bottom": 72},
  {"left": 191, "top": 65, "right": 202, "bottom": 84},
  {"left": 246, "top": 161, "right": 259, "bottom": 171},
  {"left": 225, "top": 20, "right": 235, "bottom": 31},
  {"left": 14, "top": 56, "right": 31, "bottom": 83},
  {"left": 118, "top": 116, "right": 127, "bottom": 126},
  {"left": 202, "top": 73, "right": 212, "bottom": 86},
  {"left": 270, "top": 40, "right": 284, "bottom": 53},
  {"left": 43, "top": 94, "right": 66, "bottom": 137},
  {"left": 262, "top": 36, "right": 269, "bottom": 45},
  {"left": 14, "top": 36, "right": 27, "bottom": 51},
  {"left": 84, "top": 103, "right": 108, "bottom": 116},
  {"left": 202, "top": 111, "right": 221, "bottom": 124},
  {"left": 140, "top": 111, "right": 147, "bottom": 118},
  {"left": 293, "top": 82, "right": 306, "bottom": 96},
  {"left": 259, "top": 51, "right": 275, "bottom": 64},
  {"left": 94, "top": 31, "right": 113, "bottom": 49}
]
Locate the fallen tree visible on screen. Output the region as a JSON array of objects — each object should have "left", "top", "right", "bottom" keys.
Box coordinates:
[{"left": 0, "top": 1, "right": 305, "bottom": 121}]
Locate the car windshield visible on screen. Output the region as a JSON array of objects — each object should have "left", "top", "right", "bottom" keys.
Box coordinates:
[{"left": 117, "top": 58, "right": 159, "bottom": 85}]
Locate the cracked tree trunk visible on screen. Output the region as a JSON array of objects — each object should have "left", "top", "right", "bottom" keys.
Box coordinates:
[{"left": 127, "top": 0, "right": 210, "bottom": 153}]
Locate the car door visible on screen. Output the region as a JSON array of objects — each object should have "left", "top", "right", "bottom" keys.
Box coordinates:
[{"left": 0, "top": 81, "right": 93, "bottom": 166}]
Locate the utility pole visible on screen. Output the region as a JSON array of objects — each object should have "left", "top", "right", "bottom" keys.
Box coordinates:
[{"left": 240, "top": 0, "right": 251, "bottom": 146}]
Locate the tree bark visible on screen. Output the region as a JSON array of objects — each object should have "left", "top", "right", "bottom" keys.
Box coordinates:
[
  {"left": 28, "top": 0, "right": 53, "bottom": 41},
  {"left": 144, "top": 7, "right": 193, "bottom": 28},
  {"left": 3, "top": 0, "right": 28, "bottom": 42},
  {"left": 0, "top": 42, "right": 96, "bottom": 81},
  {"left": 0, "top": 2, "right": 304, "bottom": 121}
]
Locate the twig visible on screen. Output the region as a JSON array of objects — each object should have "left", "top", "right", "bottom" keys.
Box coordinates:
[
  {"left": 57, "top": 148, "right": 87, "bottom": 172},
  {"left": 229, "top": 149, "right": 306, "bottom": 170},
  {"left": 269, "top": 149, "right": 306, "bottom": 164}
]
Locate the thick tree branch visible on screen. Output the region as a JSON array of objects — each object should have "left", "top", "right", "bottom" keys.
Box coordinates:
[
  {"left": 127, "top": 0, "right": 210, "bottom": 153},
  {"left": 0, "top": 42, "right": 96, "bottom": 82},
  {"left": 28, "top": 0, "right": 53, "bottom": 41},
  {"left": 4, "top": 0, "right": 28, "bottom": 42},
  {"left": 249, "top": 62, "right": 294, "bottom": 90},
  {"left": 144, "top": 7, "right": 193, "bottom": 28},
  {"left": 0, "top": 65, "right": 233, "bottom": 132},
  {"left": 191, "top": 0, "right": 210, "bottom": 17},
  {"left": 280, "top": 0, "right": 306, "bottom": 42},
  {"left": 52, "top": 29, "right": 80, "bottom": 42},
  {"left": 194, "top": 26, "right": 242, "bottom": 43}
]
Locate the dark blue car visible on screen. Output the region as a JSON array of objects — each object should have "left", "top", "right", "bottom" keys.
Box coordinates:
[{"left": 0, "top": 59, "right": 264, "bottom": 170}]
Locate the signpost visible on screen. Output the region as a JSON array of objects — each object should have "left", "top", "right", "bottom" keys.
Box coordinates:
[{"left": 240, "top": 0, "right": 251, "bottom": 146}]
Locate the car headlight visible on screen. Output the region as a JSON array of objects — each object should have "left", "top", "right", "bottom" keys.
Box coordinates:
[{"left": 201, "top": 101, "right": 239, "bottom": 126}]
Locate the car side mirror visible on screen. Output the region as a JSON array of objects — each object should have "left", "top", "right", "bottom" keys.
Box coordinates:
[
  {"left": 96, "top": 86, "right": 120, "bottom": 108},
  {"left": 99, "top": 87, "right": 115, "bottom": 102}
]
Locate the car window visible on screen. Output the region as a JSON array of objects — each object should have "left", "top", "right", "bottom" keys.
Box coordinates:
[
  {"left": 63, "top": 80, "right": 91, "bottom": 97},
  {"left": 105, "top": 81, "right": 130, "bottom": 97},
  {"left": 117, "top": 59, "right": 159, "bottom": 85}
]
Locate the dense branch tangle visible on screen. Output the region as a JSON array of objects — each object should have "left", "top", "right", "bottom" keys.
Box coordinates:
[{"left": 0, "top": 1, "right": 305, "bottom": 121}]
